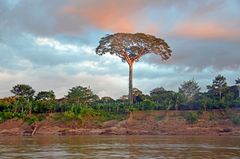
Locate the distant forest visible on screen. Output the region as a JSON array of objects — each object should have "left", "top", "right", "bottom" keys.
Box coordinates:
[{"left": 0, "top": 74, "right": 240, "bottom": 123}]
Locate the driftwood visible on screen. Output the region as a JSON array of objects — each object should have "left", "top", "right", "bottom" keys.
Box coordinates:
[{"left": 31, "top": 124, "right": 41, "bottom": 136}]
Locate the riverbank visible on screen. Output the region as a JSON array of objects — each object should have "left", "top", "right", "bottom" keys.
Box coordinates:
[{"left": 0, "top": 110, "right": 239, "bottom": 136}]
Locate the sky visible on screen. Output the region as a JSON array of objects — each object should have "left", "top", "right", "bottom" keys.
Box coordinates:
[{"left": 0, "top": 0, "right": 240, "bottom": 99}]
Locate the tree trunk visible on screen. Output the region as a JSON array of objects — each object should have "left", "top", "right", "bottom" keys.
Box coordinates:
[{"left": 129, "top": 64, "right": 133, "bottom": 104}]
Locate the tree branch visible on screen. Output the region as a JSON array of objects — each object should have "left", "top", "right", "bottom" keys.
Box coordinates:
[
  {"left": 120, "top": 51, "right": 132, "bottom": 65},
  {"left": 133, "top": 48, "right": 145, "bottom": 62}
]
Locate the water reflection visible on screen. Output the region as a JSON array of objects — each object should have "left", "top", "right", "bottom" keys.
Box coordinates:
[{"left": 0, "top": 136, "right": 239, "bottom": 159}]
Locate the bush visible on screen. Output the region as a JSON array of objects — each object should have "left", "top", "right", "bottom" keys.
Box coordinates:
[
  {"left": 227, "top": 112, "right": 240, "bottom": 126},
  {"left": 183, "top": 112, "right": 198, "bottom": 124},
  {"left": 0, "top": 112, "right": 14, "bottom": 122},
  {"left": 231, "top": 115, "right": 240, "bottom": 125},
  {"left": 24, "top": 115, "right": 44, "bottom": 125},
  {"left": 54, "top": 111, "right": 81, "bottom": 123}
]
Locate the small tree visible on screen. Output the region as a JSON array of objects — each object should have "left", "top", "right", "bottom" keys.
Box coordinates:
[
  {"left": 172, "top": 92, "right": 187, "bottom": 111},
  {"left": 207, "top": 74, "right": 227, "bottom": 100},
  {"left": 11, "top": 84, "right": 35, "bottom": 100},
  {"left": 198, "top": 93, "right": 211, "bottom": 111},
  {"left": 236, "top": 78, "right": 240, "bottom": 98},
  {"left": 11, "top": 84, "right": 35, "bottom": 115},
  {"left": 101, "top": 96, "right": 114, "bottom": 103},
  {"left": 35, "top": 90, "right": 55, "bottom": 101},
  {"left": 179, "top": 79, "right": 201, "bottom": 101},
  {"left": 132, "top": 88, "right": 145, "bottom": 103},
  {"left": 67, "top": 86, "right": 97, "bottom": 106},
  {"left": 96, "top": 33, "right": 172, "bottom": 104},
  {"left": 34, "top": 91, "right": 56, "bottom": 113}
]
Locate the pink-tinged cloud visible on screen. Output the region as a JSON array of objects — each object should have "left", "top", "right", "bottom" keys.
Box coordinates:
[
  {"left": 60, "top": 1, "right": 146, "bottom": 33},
  {"left": 171, "top": 21, "right": 240, "bottom": 39}
]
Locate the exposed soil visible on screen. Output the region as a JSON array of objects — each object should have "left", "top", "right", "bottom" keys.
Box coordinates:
[{"left": 0, "top": 110, "right": 240, "bottom": 136}]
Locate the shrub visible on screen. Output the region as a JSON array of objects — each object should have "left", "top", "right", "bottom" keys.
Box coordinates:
[
  {"left": 64, "top": 111, "right": 80, "bottom": 120},
  {"left": 0, "top": 112, "right": 14, "bottom": 122},
  {"left": 231, "top": 115, "right": 240, "bottom": 125},
  {"left": 24, "top": 115, "right": 44, "bottom": 125},
  {"left": 183, "top": 112, "right": 198, "bottom": 124},
  {"left": 227, "top": 111, "right": 240, "bottom": 126},
  {"left": 54, "top": 111, "right": 81, "bottom": 123}
]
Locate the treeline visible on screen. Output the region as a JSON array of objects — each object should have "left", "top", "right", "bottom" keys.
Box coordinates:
[{"left": 0, "top": 74, "right": 240, "bottom": 122}]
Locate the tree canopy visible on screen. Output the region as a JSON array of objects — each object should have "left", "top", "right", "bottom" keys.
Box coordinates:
[
  {"left": 179, "top": 79, "right": 201, "bottom": 101},
  {"left": 207, "top": 74, "right": 227, "bottom": 99},
  {"left": 67, "top": 86, "right": 97, "bottom": 105},
  {"left": 35, "top": 90, "right": 55, "bottom": 101},
  {"left": 96, "top": 33, "right": 171, "bottom": 64},
  {"left": 96, "top": 33, "right": 172, "bottom": 104},
  {"left": 11, "top": 84, "right": 35, "bottom": 100}
]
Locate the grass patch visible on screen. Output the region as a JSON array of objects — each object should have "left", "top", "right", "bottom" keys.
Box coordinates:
[
  {"left": 227, "top": 111, "right": 240, "bottom": 126},
  {"left": 155, "top": 115, "right": 165, "bottom": 121},
  {"left": 24, "top": 114, "right": 45, "bottom": 125},
  {"left": 54, "top": 106, "right": 127, "bottom": 126},
  {"left": 183, "top": 112, "right": 199, "bottom": 124},
  {"left": 231, "top": 115, "right": 240, "bottom": 125}
]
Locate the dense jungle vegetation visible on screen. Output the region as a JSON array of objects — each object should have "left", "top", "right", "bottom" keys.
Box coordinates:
[{"left": 0, "top": 74, "right": 240, "bottom": 125}]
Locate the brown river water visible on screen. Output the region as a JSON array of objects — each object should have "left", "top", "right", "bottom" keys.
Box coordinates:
[{"left": 0, "top": 136, "right": 239, "bottom": 159}]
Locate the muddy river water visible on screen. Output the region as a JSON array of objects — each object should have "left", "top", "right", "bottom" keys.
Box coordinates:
[{"left": 0, "top": 136, "right": 239, "bottom": 158}]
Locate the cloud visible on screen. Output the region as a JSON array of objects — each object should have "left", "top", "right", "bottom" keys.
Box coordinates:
[
  {"left": 35, "top": 37, "right": 94, "bottom": 54},
  {"left": 0, "top": 0, "right": 240, "bottom": 99},
  {"left": 35, "top": 38, "right": 79, "bottom": 52},
  {"left": 171, "top": 21, "right": 240, "bottom": 39},
  {"left": 143, "top": 38, "right": 240, "bottom": 71},
  {"left": 59, "top": 0, "right": 145, "bottom": 33}
]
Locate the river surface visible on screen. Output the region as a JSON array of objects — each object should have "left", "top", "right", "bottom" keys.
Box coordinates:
[{"left": 0, "top": 136, "right": 239, "bottom": 159}]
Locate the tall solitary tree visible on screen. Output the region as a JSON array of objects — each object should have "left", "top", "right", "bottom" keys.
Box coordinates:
[{"left": 96, "top": 33, "right": 172, "bottom": 104}]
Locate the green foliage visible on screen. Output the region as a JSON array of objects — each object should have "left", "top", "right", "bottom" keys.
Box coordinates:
[
  {"left": 54, "top": 104, "right": 127, "bottom": 124},
  {"left": 207, "top": 74, "right": 227, "bottom": 100},
  {"left": 67, "top": 86, "right": 98, "bottom": 105},
  {"left": 172, "top": 92, "right": 187, "bottom": 110},
  {"left": 150, "top": 87, "right": 174, "bottom": 109},
  {"left": 96, "top": 33, "right": 172, "bottom": 62},
  {"left": 62, "top": 111, "right": 81, "bottom": 121},
  {"left": 11, "top": 84, "right": 35, "bottom": 100},
  {"left": 0, "top": 112, "right": 14, "bottom": 122},
  {"left": 24, "top": 115, "right": 43, "bottom": 125},
  {"left": 35, "top": 90, "right": 55, "bottom": 100},
  {"left": 12, "top": 97, "right": 32, "bottom": 114},
  {"left": 0, "top": 79, "right": 239, "bottom": 125},
  {"left": 179, "top": 79, "right": 201, "bottom": 101},
  {"left": 100, "top": 97, "right": 114, "bottom": 103},
  {"left": 231, "top": 115, "right": 240, "bottom": 125},
  {"left": 33, "top": 99, "right": 56, "bottom": 113},
  {"left": 227, "top": 111, "right": 240, "bottom": 126},
  {"left": 96, "top": 33, "right": 172, "bottom": 104},
  {"left": 183, "top": 112, "right": 199, "bottom": 124},
  {"left": 139, "top": 99, "right": 157, "bottom": 110}
]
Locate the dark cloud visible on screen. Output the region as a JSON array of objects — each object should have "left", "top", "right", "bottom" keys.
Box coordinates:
[{"left": 142, "top": 38, "right": 240, "bottom": 71}]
